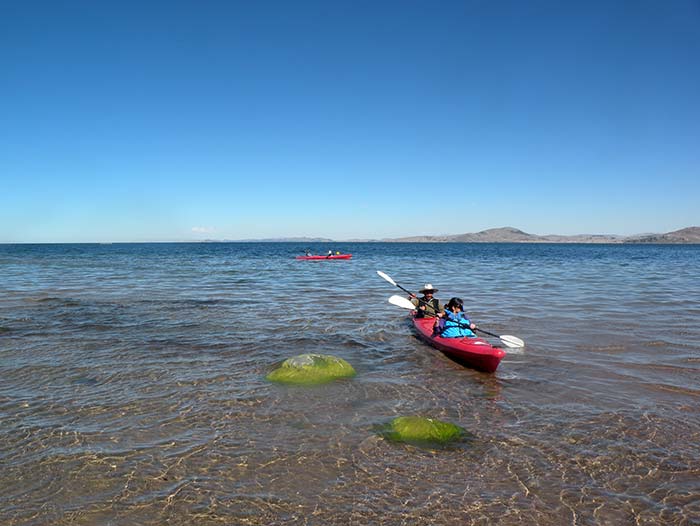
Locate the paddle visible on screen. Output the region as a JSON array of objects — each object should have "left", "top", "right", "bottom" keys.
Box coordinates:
[
  {"left": 380, "top": 271, "right": 525, "bottom": 349},
  {"left": 389, "top": 294, "right": 430, "bottom": 311},
  {"left": 388, "top": 294, "right": 524, "bottom": 348},
  {"left": 377, "top": 270, "right": 415, "bottom": 296},
  {"left": 378, "top": 271, "right": 446, "bottom": 314}
]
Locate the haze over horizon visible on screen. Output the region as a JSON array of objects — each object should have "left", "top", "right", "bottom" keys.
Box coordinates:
[{"left": 3, "top": 1, "right": 699, "bottom": 243}]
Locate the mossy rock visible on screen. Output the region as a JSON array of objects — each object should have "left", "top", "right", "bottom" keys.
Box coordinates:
[
  {"left": 378, "top": 416, "right": 465, "bottom": 445},
  {"left": 266, "top": 354, "right": 356, "bottom": 385}
]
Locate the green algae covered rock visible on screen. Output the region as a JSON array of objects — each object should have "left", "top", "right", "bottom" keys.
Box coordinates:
[
  {"left": 378, "top": 416, "right": 465, "bottom": 445},
  {"left": 266, "top": 354, "right": 356, "bottom": 385}
]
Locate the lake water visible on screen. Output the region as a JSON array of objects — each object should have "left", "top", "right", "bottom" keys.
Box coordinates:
[{"left": 1, "top": 242, "right": 699, "bottom": 525}]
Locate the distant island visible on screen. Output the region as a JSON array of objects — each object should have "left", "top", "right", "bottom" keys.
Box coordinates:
[{"left": 215, "top": 226, "right": 700, "bottom": 244}]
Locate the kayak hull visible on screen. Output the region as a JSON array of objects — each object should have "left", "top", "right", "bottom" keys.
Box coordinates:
[
  {"left": 412, "top": 317, "right": 505, "bottom": 373},
  {"left": 295, "top": 254, "right": 352, "bottom": 260}
]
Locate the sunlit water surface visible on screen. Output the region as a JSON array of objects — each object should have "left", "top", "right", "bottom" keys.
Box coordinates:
[{"left": 1, "top": 242, "right": 698, "bottom": 525}]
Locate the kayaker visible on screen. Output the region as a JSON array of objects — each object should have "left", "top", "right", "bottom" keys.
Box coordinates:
[
  {"left": 409, "top": 284, "right": 445, "bottom": 318},
  {"left": 438, "top": 297, "right": 476, "bottom": 338}
]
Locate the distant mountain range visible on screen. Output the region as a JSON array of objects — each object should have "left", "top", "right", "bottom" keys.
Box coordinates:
[
  {"left": 215, "top": 227, "right": 700, "bottom": 243},
  {"left": 383, "top": 226, "right": 700, "bottom": 244}
]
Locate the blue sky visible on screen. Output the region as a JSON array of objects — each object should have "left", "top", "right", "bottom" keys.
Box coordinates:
[{"left": 2, "top": 0, "right": 699, "bottom": 242}]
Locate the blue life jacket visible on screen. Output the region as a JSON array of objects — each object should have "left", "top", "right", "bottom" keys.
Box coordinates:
[{"left": 435, "top": 312, "right": 475, "bottom": 338}]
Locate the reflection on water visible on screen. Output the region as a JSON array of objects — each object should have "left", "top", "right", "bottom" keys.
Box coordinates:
[{"left": 1, "top": 242, "right": 699, "bottom": 525}]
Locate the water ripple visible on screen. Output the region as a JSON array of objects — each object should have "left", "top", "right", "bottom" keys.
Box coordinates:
[{"left": 1, "top": 242, "right": 699, "bottom": 524}]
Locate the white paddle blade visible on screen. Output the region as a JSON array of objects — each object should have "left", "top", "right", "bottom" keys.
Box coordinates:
[
  {"left": 500, "top": 335, "right": 524, "bottom": 348},
  {"left": 388, "top": 295, "right": 416, "bottom": 310},
  {"left": 376, "top": 270, "right": 397, "bottom": 287}
]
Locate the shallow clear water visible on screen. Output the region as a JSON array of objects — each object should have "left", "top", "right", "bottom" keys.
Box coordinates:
[{"left": 1, "top": 242, "right": 699, "bottom": 525}]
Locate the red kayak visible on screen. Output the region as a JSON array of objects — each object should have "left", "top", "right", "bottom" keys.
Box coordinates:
[
  {"left": 295, "top": 254, "right": 352, "bottom": 260},
  {"left": 412, "top": 316, "right": 505, "bottom": 373}
]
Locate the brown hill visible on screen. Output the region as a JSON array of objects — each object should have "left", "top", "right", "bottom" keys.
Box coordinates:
[
  {"left": 623, "top": 227, "right": 700, "bottom": 244},
  {"left": 389, "top": 227, "right": 540, "bottom": 243},
  {"left": 383, "top": 226, "right": 699, "bottom": 243},
  {"left": 452, "top": 227, "right": 536, "bottom": 242}
]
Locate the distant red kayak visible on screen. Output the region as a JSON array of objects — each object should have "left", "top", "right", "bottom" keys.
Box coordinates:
[
  {"left": 295, "top": 254, "right": 352, "bottom": 260},
  {"left": 412, "top": 316, "right": 505, "bottom": 373}
]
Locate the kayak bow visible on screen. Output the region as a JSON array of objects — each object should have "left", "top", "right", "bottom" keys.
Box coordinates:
[{"left": 412, "top": 316, "right": 505, "bottom": 373}]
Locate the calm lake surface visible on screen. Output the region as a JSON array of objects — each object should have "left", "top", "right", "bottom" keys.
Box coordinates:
[{"left": 1, "top": 242, "right": 699, "bottom": 525}]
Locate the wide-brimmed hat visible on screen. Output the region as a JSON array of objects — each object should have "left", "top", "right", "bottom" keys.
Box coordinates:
[{"left": 419, "top": 284, "right": 438, "bottom": 293}]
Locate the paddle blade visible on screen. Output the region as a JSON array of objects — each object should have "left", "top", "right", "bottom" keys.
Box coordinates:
[
  {"left": 376, "top": 270, "right": 397, "bottom": 287},
  {"left": 388, "top": 295, "right": 416, "bottom": 310},
  {"left": 500, "top": 335, "right": 525, "bottom": 348}
]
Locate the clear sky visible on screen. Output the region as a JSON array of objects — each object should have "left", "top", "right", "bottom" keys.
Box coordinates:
[{"left": 2, "top": 0, "right": 699, "bottom": 242}]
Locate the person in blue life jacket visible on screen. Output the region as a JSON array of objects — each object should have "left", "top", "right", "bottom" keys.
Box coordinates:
[
  {"left": 410, "top": 284, "right": 445, "bottom": 318},
  {"left": 436, "top": 297, "right": 476, "bottom": 338}
]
